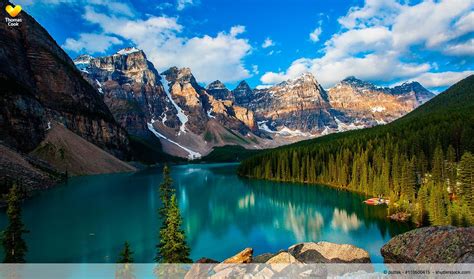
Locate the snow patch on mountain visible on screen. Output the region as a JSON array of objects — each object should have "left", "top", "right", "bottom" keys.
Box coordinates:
[
  {"left": 371, "top": 106, "right": 386, "bottom": 112},
  {"left": 334, "top": 117, "right": 366, "bottom": 132},
  {"left": 147, "top": 120, "right": 201, "bottom": 159},
  {"left": 162, "top": 80, "right": 189, "bottom": 135},
  {"left": 207, "top": 109, "right": 216, "bottom": 119},
  {"left": 116, "top": 47, "right": 140, "bottom": 55}
]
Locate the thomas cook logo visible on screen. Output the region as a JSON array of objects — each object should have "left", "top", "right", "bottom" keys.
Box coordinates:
[
  {"left": 5, "top": 4, "right": 22, "bottom": 17},
  {"left": 4, "top": 4, "right": 22, "bottom": 27}
]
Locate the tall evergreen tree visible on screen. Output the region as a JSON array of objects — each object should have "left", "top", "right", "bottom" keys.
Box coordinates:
[
  {"left": 158, "top": 195, "right": 192, "bottom": 263},
  {"left": 2, "top": 184, "right": 28, "bottom": 263},
  {"left": 118, "top": 241, "right": 134, "bottom": 263},
  {"left": 156, "top": 165, "right": 175, "bottom": 263},
  {"left": 116, "top": 242, "right": 135, "bottom": 279}
]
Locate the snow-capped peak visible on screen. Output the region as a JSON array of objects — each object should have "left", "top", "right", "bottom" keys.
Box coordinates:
[
  {"left": 73, "top": 54, "right": 93, "bottom": 65},
  {"left": 116, "top": 47, "right": 141, "bottom": 55}
]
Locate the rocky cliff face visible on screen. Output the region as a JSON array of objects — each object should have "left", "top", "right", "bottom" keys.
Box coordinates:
[
  {"left": 327, "top": 76, "right": 424, "bottom": 127},
  {"left": 0, "top": 1, "right": 129, "bottom": 159},
  {"left": 249, "top": 73, "right": 336, "bottom": 135},
  {"left": 74, "top": 48, "right": 169, "bottom": 138},
  {"left": 148, "top": 67, "right": 259, "bottom": 159}
]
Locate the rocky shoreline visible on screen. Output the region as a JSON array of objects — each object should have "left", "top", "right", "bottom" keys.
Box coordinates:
[{"left": 183, "top": 226, "right": 473, "bottom": 277}]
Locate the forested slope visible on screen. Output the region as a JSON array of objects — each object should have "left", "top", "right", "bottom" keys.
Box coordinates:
[{"left": 238, "top": 75, "right": 474, "bottom": 226}]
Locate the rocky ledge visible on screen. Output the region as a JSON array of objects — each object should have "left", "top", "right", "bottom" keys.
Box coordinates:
[{"left": 381, "top": 226, "right": 474, "bottom": 263}]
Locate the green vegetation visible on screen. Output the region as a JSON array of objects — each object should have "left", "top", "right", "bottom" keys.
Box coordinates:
[
  {"left": 117, "top": 241, "right": 134, "bottom": 263},
  {"left": 196, "top": 145, "right": 262, "bottom": 163},
  {"left": 155, "top": 166, "right": 192, "bottom": 263},
  {"left": 2, "top": 184, "right": 28, "bottom": 263},
  {"left": 238, "top": 75, "right": 474, "bottom": 226},
  {"left": 116, "top": 242, "right": 135, "bottom": 279}
]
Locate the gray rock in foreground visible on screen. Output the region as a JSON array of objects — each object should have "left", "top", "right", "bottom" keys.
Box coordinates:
[
  {"left": 288, "top": 241, "right": 371, "bottom": 263},
  {"left": 381, "top": 226, "right": 474, "bottom": 263}
]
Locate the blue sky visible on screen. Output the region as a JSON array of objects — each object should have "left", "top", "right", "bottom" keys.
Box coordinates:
[{"left": 16, "top": 0, "right": 473, "bottom": 91}]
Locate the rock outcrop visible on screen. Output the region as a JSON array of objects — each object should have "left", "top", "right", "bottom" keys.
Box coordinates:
[
  {"left": 381, "top": 226, "right": 474, "bottom": 263},
  {"left": 222, "top": 248, "right": 253, "bottom": 264},
  {"left": 288, "top": 242, "right": 371, "bottom": 263}
]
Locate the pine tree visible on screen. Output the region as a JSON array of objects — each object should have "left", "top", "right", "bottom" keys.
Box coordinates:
[
  {"left": 158, "top": 195, "right": 192, "bottom": 263},
  {"left": 432, "top": 145, "right": 445, "bottom": 184},
  {"left": 116, "top": 242, "right": 135, "bottom": 279},
  {"left": 2, "top": 184, "right": 28, "bottom": 263},
  {"left": 159, "top": 165, "right": 174, "bottom": 220},
  {"left": 458, "top": 152, "right": 474, "bottom": 216},
  {"left": 118, "top": 241, "right": 134, "bottom": 263},
  {"left": 156, "top": 165, "right": 175, "bottom": 263}
]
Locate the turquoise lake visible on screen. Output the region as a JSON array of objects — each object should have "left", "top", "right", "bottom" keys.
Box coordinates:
[{"left": 0, "top": 163, "right": 412, "bottom": 263}]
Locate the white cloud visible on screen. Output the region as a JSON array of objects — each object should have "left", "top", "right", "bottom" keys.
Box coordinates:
[
  {"left": 409, "top": 71, "right": 474, "bottom": 88},
  {"left": 252, "top": 65, "right": 259, "bottom": 75},
  {"left": 444, "top": 39, "right": 474, "bottom": 56},
  {"left": 177, "top": 0, "right": 199, "bottom": 11},
  {"left": 262, "top": 37, "right": 275, "bottom": 48},
  {"left": 230, "top": 25, "right": 246, "bottom": 36},
  {"left": 70, "top": 6, "right": 252, "bottom": 82},
  {"left": 338, "top": 0, "right": 402, "bottom": 29},
  {"left": 63, "top": 33, "right": 122, "bottom": 53},
  {"left": 309, "top": 27, "right": 322, "bottom": 42},
  {"left": 261, "top": 0, "right": 473, "bottom": 89},
  {"left": 392, "top": 0, "right": 473, "bottom": 50}
]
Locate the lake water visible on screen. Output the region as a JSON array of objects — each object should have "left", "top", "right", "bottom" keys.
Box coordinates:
[{"left": 0, "top": 163, "right": 412, "bottom": 263}]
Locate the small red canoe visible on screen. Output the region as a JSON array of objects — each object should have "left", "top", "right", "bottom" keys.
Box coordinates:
[{"left": 364, "top": 198, "right": 389, "bottom": 205}]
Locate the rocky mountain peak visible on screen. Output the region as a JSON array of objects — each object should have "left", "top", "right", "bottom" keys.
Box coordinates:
[
  {"left": 234, "top": 80, "right": 252, "bottom": 91},
  {"left": 74, "top": 54, "right": 93, "bottom": 64},
  {"left": 232, "top": 80, "right": 253, "bottom": 106},
  {"left": 281, "top": 72, "right": 319, "bottom": 87},
  {"left": 340, "top": 76, "right": 377, "bottom": 90},
  {"left": 162, "top": 67, "right": 199, "bottom": 87},
  {"left": 206, "top": 80, "right": 227, "bottom": 90},
  {"left": 206, "top": 80, "right": 232, "bottom": 101},
  {"left": 391, "top": 80, "right": 434, "bottom": 104}
]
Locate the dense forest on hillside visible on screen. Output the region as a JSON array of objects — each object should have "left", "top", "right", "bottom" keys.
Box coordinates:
[{"left": 238, "top": 75, "right": 474, "bottom": 226}]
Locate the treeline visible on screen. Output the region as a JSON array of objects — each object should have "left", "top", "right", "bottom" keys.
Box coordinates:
[{"left": 238, "top": 75, "right": 474, "bottom": 226}]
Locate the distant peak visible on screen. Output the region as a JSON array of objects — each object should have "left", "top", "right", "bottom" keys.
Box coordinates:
[
  {"left": 73, "top": 54, "right": 93, "bottom": 64},
  {"left": 342, "top": 76, "right": 361, "bottom": 82},
  {"left": 161, "top": 67, "right": 197, "bottom": 85},
  {"left": 206, "top": 80, "right": 227, "bottom": 90},
  {"left": 235, "top": 80, "right": 251, "bottom": 90},
  {"left": 340, "top": 76, "right": 376, "bottom": 89},
  {"left": 285, "top": 72, "right": 317, "bottom": 85},
  {"left": 116, "top": 47, "right": 141, "bottom": 55}
]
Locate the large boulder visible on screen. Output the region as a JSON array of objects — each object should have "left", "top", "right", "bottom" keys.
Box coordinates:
[
  {"left": 222, "top": 248, "right": 253, "bottom": 264},
  {"left": 381, "top": 226, "right": 474, "bottom": 263},
  {"left": 288, "top": 242, "right": 371, "bottom": 263}
]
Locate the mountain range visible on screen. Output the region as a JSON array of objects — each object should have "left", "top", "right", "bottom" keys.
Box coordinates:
[
  {"left": 73, "top": 48, "right": 434, "bottom": 159},
  {"left": 0, "top": 5, "right": 436, "bottom": 193}
]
